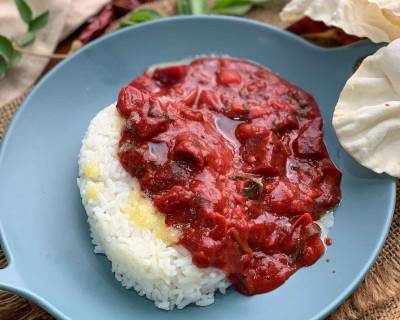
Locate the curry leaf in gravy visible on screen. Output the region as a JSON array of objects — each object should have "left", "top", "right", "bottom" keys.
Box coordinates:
[{"left": 243, "top": 180, "right": 263, "bottom": 199}]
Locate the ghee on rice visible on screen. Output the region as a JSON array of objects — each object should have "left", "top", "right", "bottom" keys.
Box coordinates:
[{"left": 77, "top": 104, "right": 334, "bottom": 310}]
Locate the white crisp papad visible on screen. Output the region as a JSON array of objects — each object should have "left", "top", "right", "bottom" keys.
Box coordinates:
[
  {"left": 280, "top": 0, "right": 400, "bottom": 43},
  {"left": 333, "top": 39, "right": 400, "bottom": 177}
]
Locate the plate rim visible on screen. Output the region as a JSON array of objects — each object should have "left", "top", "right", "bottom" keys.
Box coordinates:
[{"left": 0, "top": 15, "right": 396, "bottom": 320}]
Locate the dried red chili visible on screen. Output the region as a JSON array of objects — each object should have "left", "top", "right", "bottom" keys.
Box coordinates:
[
  {"left": 77, "top": 4, "right": 116, "bottom": 44},
  {"left": 76, "top": 0, "right": 152, "bottom": 46},
  {"left": 287, "top": 17, "right": 361, "bottom": 46}
]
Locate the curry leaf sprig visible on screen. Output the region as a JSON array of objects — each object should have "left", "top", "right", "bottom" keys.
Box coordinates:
[
  {"left": 15, "top": 0, "right": 49, "bottom": 47},
  {"left": 0, "top": 0, "right": 49, "bottom": 78}
]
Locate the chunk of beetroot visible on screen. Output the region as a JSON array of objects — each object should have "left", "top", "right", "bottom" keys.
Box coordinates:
[
  {"left": 197, "top": 90, "right": 222, "bottom": 111},
  {"left": 236, "top": 122, "right": 270, "bottom": 143},
  {"left": 116, "top": 86, "right": 146, "bottom": 118},
  {"left": 118, "top": 141, "right": 147, "bottom": 178},
  {"left": 293, "top": 118, "right": 326, "bottom": 158},
  {"left": 172, "top": 132, "right": 209, "bottom": 170},
  {"left": 218, "top": 68, "right": 242, "bottom": 85},
  {"left": 152, "top": 65, "right": 187, "bottom": 87},
  {"left": 301, "top": 235, "right": 325, "bottom": 266},
  {"left": 129, "top": 75, "right": 158, "bottom": 93},
  {"left": 126, "top": 113, "right": 169, "bottom": 141},
  {"left": 268, "top": 180, "right": 295, "bottom": 214},
  {"left": 142, "top": 162, "right": 191, "bottom": 193},
  {"left": 241, "top": 131, "right": 287, "bottom": 176}
]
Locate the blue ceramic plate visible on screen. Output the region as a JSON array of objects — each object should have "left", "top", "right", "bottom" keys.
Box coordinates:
[{"left": 0, "top": 16, "right": 396, "bottom": 320}]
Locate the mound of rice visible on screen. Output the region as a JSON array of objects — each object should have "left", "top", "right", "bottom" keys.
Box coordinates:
[{"left": 78, "top": 104, "right": 334, "bottom": 310}]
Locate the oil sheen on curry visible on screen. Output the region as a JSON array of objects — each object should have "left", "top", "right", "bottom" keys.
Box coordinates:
[{"left": 116, "top": 57, "right": 342, "bottom": 295}]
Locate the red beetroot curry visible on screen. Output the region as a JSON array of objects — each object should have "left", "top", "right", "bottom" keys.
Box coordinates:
[{"left": 116, "top": 57, "right": 342, "bottom": 295}]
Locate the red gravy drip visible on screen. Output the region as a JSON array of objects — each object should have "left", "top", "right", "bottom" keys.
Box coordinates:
[{"left": 116, "top": 58, "right": 342, "bottom": 295}]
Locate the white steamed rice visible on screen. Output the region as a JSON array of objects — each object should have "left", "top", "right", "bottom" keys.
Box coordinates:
[{"left": 77, "top": 103, "right": 334, "bottom": 310}]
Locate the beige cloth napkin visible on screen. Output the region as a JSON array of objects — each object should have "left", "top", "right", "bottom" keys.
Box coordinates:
[{"left": 0, "top": 0, "right": 108, "bottom": 107}]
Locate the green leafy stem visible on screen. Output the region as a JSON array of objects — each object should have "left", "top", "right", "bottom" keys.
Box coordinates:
[
  {"left": 0, "top": 0, "right": 274, "bottom": 78},
  {"left": 0, "top": 0, "right": 54, "bottom": 78}
]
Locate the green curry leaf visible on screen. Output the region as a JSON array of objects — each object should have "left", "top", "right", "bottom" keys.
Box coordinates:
[
  {"left": 212, "top": 3, "right": 252, "bottom": 15},
  {"left": 10, "top": 51, "right": 22, "bottom": 67},
  {"left": 29, "top": 10, "right": 49, "bottom": 32},
  {"left": 16, "top": 31, "right": 35, "bottom": 47},
  {"left": 15, "top": 0, "right": 33, "bottom": 24},
  {"left": 243, "top": 180, "right": 262, "bottom": 200},
  {"left": 0, "top": 56, "right": 8, "bottom": 79},
  {"left": 120, "top": 9, "right": 162, "bottom": 28},
  {"left": 0, "top": 35, "right": 15, "bottom": 64}
]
